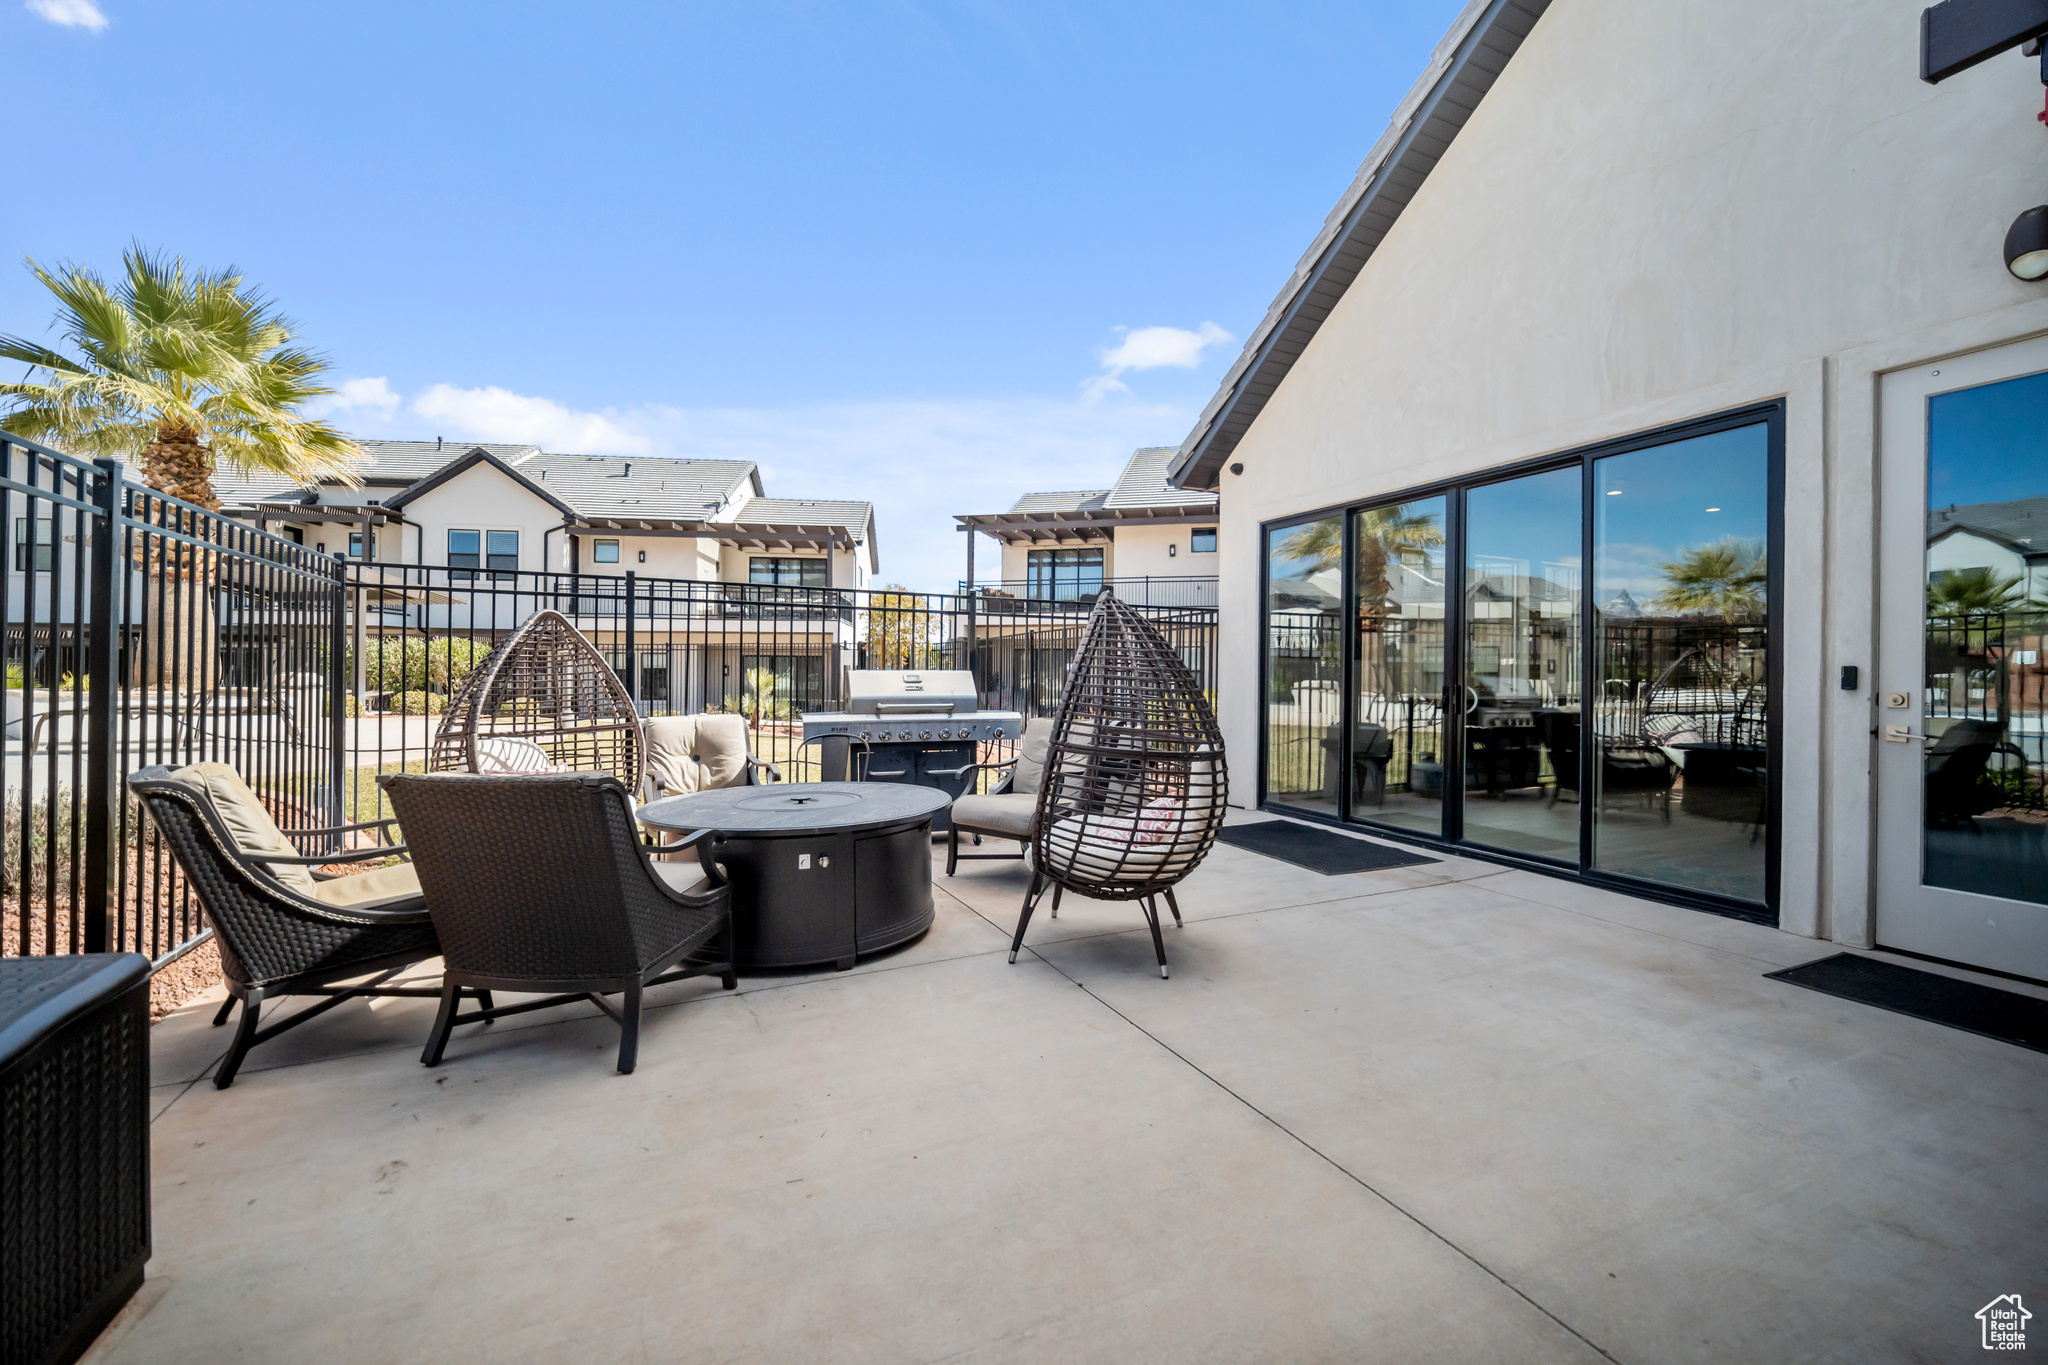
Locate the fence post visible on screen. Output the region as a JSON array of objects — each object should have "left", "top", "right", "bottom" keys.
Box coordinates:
[
  {"left": 329, "top": 559, "right": 347, "bottom": 846},
  {"left": 83, "top": 459, "right": 125, "bottom": 954},
  {"left": 624, "top": 570, "right": 638, "bottom": 707}
]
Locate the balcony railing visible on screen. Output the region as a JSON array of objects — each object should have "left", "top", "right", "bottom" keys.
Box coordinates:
[{"left": 961, "top": 575, "right": 1218, "bottom": 610}]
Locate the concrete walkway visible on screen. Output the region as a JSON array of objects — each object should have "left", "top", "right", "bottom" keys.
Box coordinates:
[{"left": 90, "top": 816, "right": 2047, "bottom": 1364}]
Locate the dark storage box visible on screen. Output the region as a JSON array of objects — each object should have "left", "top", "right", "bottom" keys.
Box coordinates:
[{"left": 0, "top": 954, "right": 152, "bottom": 1365}]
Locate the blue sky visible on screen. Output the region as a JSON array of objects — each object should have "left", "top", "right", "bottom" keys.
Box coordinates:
[{"left": 2, "top": 0, "right": 1468, "bottom": 589}]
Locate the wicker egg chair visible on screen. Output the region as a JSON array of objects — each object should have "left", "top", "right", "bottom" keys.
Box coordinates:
[
  {"left": 1008, "top": 591, "right": 1228, "bottom": 978},
  {"left": 429, "top": 610, "right": 644, "bottom": 791}
]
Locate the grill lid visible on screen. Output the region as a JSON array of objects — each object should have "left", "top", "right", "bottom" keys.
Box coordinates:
[{"left": 845, "top": 670, "right": 978, "bottom": 715}]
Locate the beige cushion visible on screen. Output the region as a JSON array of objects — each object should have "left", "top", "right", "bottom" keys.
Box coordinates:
[
  {"left": 951, "top": 792, "right": 1037, "bottom": 839},
  {"left": 1010, "top": 723, "right": 1053, "bottom": 796},
  {"left": 652, "top": 859, "right": 714, "bottom": 897},
  {"left": 475, "top": 736, "right": 556, "bottom": 774},
  {"left": 311, "top": 861, "right": 424, "bottom": 910},
  {"left": 172, "top": 761, "right": 317, "bottom": 894},
  {"left": 645, "top": 714, "right": 752, "bottom": 796}
]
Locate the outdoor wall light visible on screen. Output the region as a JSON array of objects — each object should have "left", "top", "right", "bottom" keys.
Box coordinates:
[
  {"left": 1168, "top": 543, "right": 1177, "bottom": 557},
  {"left": 1229, "top": 463, "right": 1244, "bottom": 476},
  {"left": 2008, "top": 205, "right": 2048, "bottom": 280}
]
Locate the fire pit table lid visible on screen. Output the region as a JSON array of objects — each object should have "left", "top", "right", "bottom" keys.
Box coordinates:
[{"left": 639, "top": 781, "right": 951, "bottom": 836}]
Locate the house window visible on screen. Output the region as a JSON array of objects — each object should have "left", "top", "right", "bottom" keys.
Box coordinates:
[
  {"left": 1026, "top": 548, "right": 1103, "bottom": 601},
  {"left": 1190, "top": 526, "right": 1217, "bottom": 554},
  {"left": 450, "top": 529, "right": 519, "bottom": 577},
  {"left": 592, "top": 538, "right": 620, "bottom": 564},
  {"left": 347, "top": 530, "right": 364, "bottom": 558},
  {"left": 14, "top": 517, "right": 52, "bottom": 573},
  {"left": 487, "top": 530, "right": 518, "bottom": 573},
  {"left": 749, "top": 556, "right": 825, "bottom": 588}
]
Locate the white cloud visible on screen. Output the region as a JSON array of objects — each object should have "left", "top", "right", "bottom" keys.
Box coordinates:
[
  {"left": 1084, "top": 322, "right": 1232, "bottom": 399},
  {"left": 26, "top": 0, "right": 108, "bottom": 30},
  {"left": 411, "top": 383, "right": 651, "bottom": 455},
  {"left": 308, "top": 376, "right": 402, "bottom": 420}
]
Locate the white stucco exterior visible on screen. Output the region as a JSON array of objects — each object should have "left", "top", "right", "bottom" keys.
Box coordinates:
[{"left": 1202, "top": 0, "right": 2048, "bottom": 947}]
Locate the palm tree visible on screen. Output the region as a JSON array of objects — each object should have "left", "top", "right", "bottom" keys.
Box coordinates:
[
  {"left": 1926, "top": 567, "right": 2029, "bottom": 616},
  {"left": 0, "top": 247, "right": 361, "bottom": 509},
  {"left": 1651, "top": 539, "right": 1767, "bottom": 621}
]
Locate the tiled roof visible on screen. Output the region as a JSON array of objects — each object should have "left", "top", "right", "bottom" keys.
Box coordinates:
[
  {"left": 1928, "top": 496, "right": 2048, "bottom": 555},
  {"left": 213, "top": 439, "right": 541, "bottom": 509},
  {"left": 1008, "top": 490, "right": 1108, "bottom": 514},
  {"left": 1103, "top": 448, "right": 1219, "bottom": 511},
  {"left": 732, "top": 498, "right": 873, "bottom": 536},
  {"left": 523, "top": 453, "right": 759, "bottom": 520}
]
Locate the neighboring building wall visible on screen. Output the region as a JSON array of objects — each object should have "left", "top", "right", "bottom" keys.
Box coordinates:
[
  {"left": 1207, "top": 0, "right": 2048, "bottom": 943},
  {"left": 572, "top": 534, "right": 720, "bottom": 580},
  {"left": 1111, "top": 524, "right": 1211, "bottom": 580},
  {"left": 400, "top": 463, "right": 564, "bottom": 573},
  {"left": 997, "top": 540, "right": 1112, "bottom": 584}
]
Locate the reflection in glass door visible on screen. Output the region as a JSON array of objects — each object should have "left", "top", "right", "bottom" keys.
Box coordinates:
[
  {"left": 1265, "top": 515, "right": 1344, "bottom": 817},
  {"left": 1349, "top": 497, "right": 1448, "bottom": 837},
  {"left": 1463, "top": 468, "right": 1581, "bottom": 859},
  {"left": 1592, "top": 425, "right": 1771, "bottom": 902},
  {"left": 1877, "top": 342, "right": 2048, "bottom": 980}
]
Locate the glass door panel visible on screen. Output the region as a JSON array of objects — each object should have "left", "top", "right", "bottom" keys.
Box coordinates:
[
  {"left": 1350, "top": 497, "right": 1448, "bottom": 836},
  {"left": 1463, "top": 468, "right": 1582, "bottom": 859},
  {"left": 1266, "top": 516, "right": 1344, "bottom": 816},
  {"left": 1591, "top": 425, "right": 1771, "bottom": 902}
]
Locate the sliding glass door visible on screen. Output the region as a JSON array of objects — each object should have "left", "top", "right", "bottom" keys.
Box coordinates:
[
  {"left": 1260, "top": 406, "right": 1782, "bottom": 918},
  {"left": 1462, "top": 467, "right": 1581, "bottom": 860}
]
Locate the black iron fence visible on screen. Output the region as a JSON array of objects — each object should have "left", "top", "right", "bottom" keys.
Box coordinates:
[
  {"left": 962, "top": 576, "right": 1219, "bottom": 610},
  {"left": 0, "top": 427, "right": 1218, "bottom": 970}
]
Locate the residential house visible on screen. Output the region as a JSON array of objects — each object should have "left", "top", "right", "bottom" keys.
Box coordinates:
[
  {"left": 1163, "top": 0, "right": 2048, "bottom": 981},
  {"left": 955, "top": 447, "right": 1218, "bottom": 608}
]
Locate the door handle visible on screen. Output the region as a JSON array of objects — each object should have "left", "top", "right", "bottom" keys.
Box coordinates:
[{"left": 1883, "top": 725, "right": 1922, "bottom": 744}]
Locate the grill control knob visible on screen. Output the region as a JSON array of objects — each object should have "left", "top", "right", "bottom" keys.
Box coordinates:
[{"left": 921, "top": 730, "right": 932, "bottom": 740}]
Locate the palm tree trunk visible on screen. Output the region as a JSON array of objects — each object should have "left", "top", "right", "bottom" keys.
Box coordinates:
[{"left": 136, "top": 422, "right": 219, "bottom": 697}]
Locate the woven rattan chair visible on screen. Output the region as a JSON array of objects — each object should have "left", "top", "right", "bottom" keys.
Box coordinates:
[
  {"left": 431, "top": 610, "right": 643, "bottom": 789},
  {"left": 944, "top": 719, "right": 1050, "bottom": 875},
  {"left": 1008, "top": 593, "right": 1229, "bottom": 978},
  {"left": 131, "top": 763, "right": 449, "bottom": 1089},
  {"left": 379, "top": 772, "right": 736, "bottom": 1074}
]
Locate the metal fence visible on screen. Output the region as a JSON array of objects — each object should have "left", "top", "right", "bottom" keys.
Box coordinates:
[
  {"left": 0, "top": 427, "right": 1219, "bottom": 971},
  {"left": 962, "top": 576, "right": 1220, "bottom": 610}
]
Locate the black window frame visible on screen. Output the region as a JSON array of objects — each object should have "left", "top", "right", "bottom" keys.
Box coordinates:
[
  {"left": 592, "top": 538, "right": 621, "bottom": 565},
  {"left": 1025, "top": 546, "right": 1105, "bottom": 601},
  {"left": 1190, "top": 526, "right": 1218, "bottom": 554},
  {"left": 14, "top": 516, "right": 53, "bottom": 573},
  {"left": 1257, "top": 401, "right": 1786, "bottom": 924},
  {"left": 748, "top": 555, "right": 826, "bottom": 588}
]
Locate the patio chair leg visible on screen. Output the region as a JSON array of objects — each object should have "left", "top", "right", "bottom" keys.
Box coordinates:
[
  {"left": 1164, "top": 887, "right": 1183, "bottom": 928},
  {"left": 1140, "top": 897, "right": 1169, "bottom": 980},
  {"left": 617, "top": 982, "right": 643, "bottom": 1075},
  {"left": 211, "top": 994, "right": 236, "bottom": 1027},
  {"left": 422, "top": 981, "right": 461, "bottom": 1067},
  {"left": 475, "top": 988, "right": 495, "bottom": 1024},
  {"left": 946, "top": 825, "right": 959, "bottom": 876},
  {"left": 1009, "top": 873, "right": 1048, "bottom": 964},
  {"left": 1049, "top": 884, "right": 1062, "bottom": 919},
  {"left": 214, "top": 991, "right": 264, "bottom": 1090}
]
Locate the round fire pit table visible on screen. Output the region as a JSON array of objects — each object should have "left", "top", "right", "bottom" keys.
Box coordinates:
[{"left": 638, "top": 782, "right": 951, "bottom": 971}]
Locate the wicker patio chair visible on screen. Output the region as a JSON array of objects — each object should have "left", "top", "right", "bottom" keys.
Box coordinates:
[
  {"left": 379, "top": 772, "right": 737, "bottom": 1075},
  {"left": 430, "top": 609, "right": 643, "bottom": 789},
  {"left": 1008, "top": 593, "right": 1229, "bottom": 978},
  {"left": 641, "top": 713, "right": 782, "bottom": 802},
  {"left": 945, "top": 719, "right": 1051, "bottom": 875},
  {"left": 131, "top": 763, "right": 449, "bottom": 1089}
]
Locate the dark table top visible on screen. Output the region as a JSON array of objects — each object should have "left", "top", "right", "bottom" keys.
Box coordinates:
[{"left": 639, "top": 781, "right": 952, "bottom": 836}]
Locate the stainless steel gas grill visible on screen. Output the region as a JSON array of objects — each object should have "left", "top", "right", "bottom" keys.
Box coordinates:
[{"left": 800, "top": 671, "right": 1023, "bottom": 830}]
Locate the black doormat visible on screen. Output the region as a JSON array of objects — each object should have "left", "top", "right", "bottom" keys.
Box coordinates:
[
  {"left": 1765, "top": 953, "right": 2048, "bottom": 1054},
  {"left": 1216, "top": 821, "right": 1441, "bottom": 875}
]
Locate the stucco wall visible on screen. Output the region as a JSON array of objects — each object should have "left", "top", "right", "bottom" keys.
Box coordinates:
[
  {"left": 402, "top": 464, "right": 564, "bottom": 572},
  {"left": 1210, "top": 0, "right": 2048, "bottom": 941},
  {"left": 1113, "top": 524, "right": 1215, "bottom": 580}
]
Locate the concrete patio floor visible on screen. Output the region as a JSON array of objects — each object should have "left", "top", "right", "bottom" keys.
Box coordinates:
[{"left": 88, "top": 814, "right": 2046, "bottom": 1364}]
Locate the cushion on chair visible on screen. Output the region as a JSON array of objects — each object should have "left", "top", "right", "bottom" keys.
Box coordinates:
[
  {"left": 651, "top": 860, "right": 715, "bottom": 897},
  {"left": 950, "top": 792, "right": 1037, "bottom": 839},
  {"left": 311, "top": 861, "right": 425, "bottom": 911},
  {"left": 644, "top": 715, "right": 753, "bottom": 796},
  {"left": 474, "top": 736, "right": 558, "bottom": 774},
  {"left": 1010, "top": 723, "right": 1053, "bottom": 796},
  {"left": 168, "top": 762, "right": 318, "bottom": 894}
]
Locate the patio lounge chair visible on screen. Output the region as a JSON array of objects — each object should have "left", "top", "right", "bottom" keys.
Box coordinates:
[
  {"left": 131, "top": 762, "right": 447, "bottom": 1089},
  {"left": 379, "top": 772, "right": 737, "bottom": 1075},
  {"left": 945, "top": 719, "right": 1051, "bottom": 875},
  {"left": 1008, "top": 594, "right": 1230, "bottom": 978},
  {"left": 430, "top": 609, "right": 644, "bottom": 789},
  {"left": 641, "top": 713, "right": 782, "bottom": 802}
]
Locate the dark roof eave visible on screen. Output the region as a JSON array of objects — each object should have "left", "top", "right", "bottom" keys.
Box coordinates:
[{"left": 1168, "top": 0, "right": 1552, "bottom": 492}]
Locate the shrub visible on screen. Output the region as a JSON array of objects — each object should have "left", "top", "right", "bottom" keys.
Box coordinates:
[
  {"left": 383, "top": 690, "right": 446, "bottom": 715},
  {"left": 349, "top": 636, "right": 491, "bottom": 696}
]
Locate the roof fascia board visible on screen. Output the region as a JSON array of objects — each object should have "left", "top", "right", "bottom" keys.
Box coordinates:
[
  {"left": 1168, "top": 0, "right": 1549, "bottom": 491},
  {"left": 386, "top": 446, "right": 578, "bottom": 517}
]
